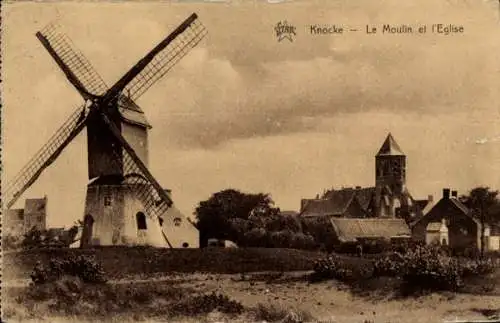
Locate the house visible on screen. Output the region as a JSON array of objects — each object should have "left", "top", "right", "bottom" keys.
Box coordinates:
[
  {"left": 24, "top": 197, "right": 48, "bottom": 232},
  {"left": 4, "top": 208, "right": 25, "bottom": 235},
  {"left": 4, "top": 196, "right": 47, "bottom": 235},
  {"left": 425, "top": 219, "right": 449, "bottom": 246},
  {"left": 411, "top": 188, "right": 484, "bottom": 250},
  {"left": 300, "top": 134, "right": 430, "bottom": 223}
]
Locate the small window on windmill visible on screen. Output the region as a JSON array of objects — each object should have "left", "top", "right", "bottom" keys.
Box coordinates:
[
  {"left": 174, "top": 217, "right": 182, "bottom": 227},
  {"left": 104, "top": 194, "right": 112, "bottom": 207}
]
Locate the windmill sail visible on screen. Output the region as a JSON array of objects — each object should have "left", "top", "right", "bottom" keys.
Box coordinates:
[
  {"left": 3, "top": 105, "right": 90, "bottom": 209},
  {"left": 36, "top": 21, "right": 108, "bottom": 98},
  {"left": 123, "top": 15, "right": 207, "bottom": 101},
  {"left": 105, "top": 13, "right": 207, "bottom": 103}
]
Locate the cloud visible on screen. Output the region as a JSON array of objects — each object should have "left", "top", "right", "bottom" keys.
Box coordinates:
[{"left": 148, "top": 24, "right": 499, "bottom": 149}]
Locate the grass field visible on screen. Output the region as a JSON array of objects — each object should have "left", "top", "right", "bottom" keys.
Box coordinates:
[
  {"left": 3, "top": 246, "right": 324, "bottom": 280},
  {"left": 2, "top": 247, "right": 500, "bottom": 323}
]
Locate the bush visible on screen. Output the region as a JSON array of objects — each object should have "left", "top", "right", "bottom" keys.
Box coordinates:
[
  {"left": 168, "top": 292, "right": 244, "bottom": 317},
  {"left": 2, "top": 234, "right": 23, "bottom": 250},
  {"left": 243, "top": 228, "right": 268, "bottom": 247},
  {"left": 252, "top": 303, "right": 314, "bottom": 323},
  {"left": 312, "top": 255, "right": 356, "bottom": 282},
  {"left": 31, "top": 255, "right": 107, "bottom": 285},
  {"left": 461, "top": 258, "right": 496, "bottom": 277},
  {"left": 373, "top": 245, "right": 498, "bottom": 293}
]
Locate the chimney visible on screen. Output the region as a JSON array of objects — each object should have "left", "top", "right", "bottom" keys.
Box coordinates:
[
  {"left": 428, "top": 195, "right": 434, "bottom": 203},
  {"left": 443, "top": 188, "right": 450, "bottom": 200},
  {"left": 355, "top": 186, "right": 361, "bottom": 190},
  {"left": 451, "top": 190, "right": 458, "bottom": 198}
]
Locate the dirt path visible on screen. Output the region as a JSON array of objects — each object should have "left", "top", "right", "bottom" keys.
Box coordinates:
[{"left": 4, "top": 271, "right": 500, "bottom": 323}]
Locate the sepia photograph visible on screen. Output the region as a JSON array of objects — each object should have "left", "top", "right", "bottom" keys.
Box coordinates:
[{"left": 2, "top": 0, "right": 500, "bottom": 322}]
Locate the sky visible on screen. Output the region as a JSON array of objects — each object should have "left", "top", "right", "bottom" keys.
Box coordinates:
[{"left": 2, "top": 0, "right": 500, "bottom": 228}]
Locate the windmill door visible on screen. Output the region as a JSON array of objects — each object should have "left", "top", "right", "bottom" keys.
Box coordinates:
[{"left": 81, "top": 214, "right": 95, "bottom": 247}]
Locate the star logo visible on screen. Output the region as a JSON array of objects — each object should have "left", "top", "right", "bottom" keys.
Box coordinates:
[{"left": 274, "top": 20, "right": 296, "bottom": 42}]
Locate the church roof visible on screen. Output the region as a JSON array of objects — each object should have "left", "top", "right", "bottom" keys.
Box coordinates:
[
  {"left": 301, "top": 187, "right": 375, "bottom": 217},
  {"left": 117, "top": 95, "right": 152, "bottom": 129},
  {"left": 376, "top": 133, "right": 405, "bottom": 156}
]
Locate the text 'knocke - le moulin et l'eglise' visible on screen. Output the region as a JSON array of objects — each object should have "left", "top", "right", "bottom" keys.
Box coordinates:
[{"left": 365, "top": 23, "right": 464, "bottom": 35}]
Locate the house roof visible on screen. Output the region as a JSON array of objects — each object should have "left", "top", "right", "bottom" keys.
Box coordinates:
[
  {"left": 449, "top": 198, "right": 470, "bottom": 215},
  {"left": 411, "top": 196, "right": 480, "bottom": 227},
  {"left": 118, "top": 95, "right": 152, "bottom": 129},
  {"left": 330, "top": 218, "right": 411, "bottom": 242},
  {"left": 426, "top": 222, "right": 447, "bottom": 232},
  {"left": 414, "top": 198, "right": 435, "bottom": 217},
  {"left": 24, "top": 197, "right": 47, "bottom": 214},
  {"left": 376, "top": 133, "right": 405, "bottom": 156}
]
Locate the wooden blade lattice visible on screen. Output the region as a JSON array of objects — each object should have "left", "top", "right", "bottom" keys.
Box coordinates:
[
  {"left": 121, "top": 153, "right": 171, "bottom": 221},
  {"left": 3, "top": 105, "right": 89, "bottom": 209},
  {"left": 38, "top": 21, "right": 109, "bottom": 96},
  {"left": 123, "top": 17, "right": 207, "bottom": 101}
]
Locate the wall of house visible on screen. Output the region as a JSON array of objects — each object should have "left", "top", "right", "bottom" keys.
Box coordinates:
[
  {"left": 487, "top": 236, "right": 500, "bottom": 251},
  {"left": 425, "top": 231, "right": 448, "bottom": 245},
  {"left": 412, "top": 201, "right": 479, "bottom": 250},
  {"left": 4, "top": 209, "right": 25, "bottom": 235},
  {"left": 24, "top": 209, "right": 47, "bottom": 233},
  {"left": 121, "top": 123, "right": 149, "bottom": 167},
  {"left": 161, "top": 205, "right": 199, "bottom": 248}
]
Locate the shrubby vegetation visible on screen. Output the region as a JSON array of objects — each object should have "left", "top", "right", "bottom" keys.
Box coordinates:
[
  {"left": 312, "top": 245, "right": 498, "bottom": 294},
  {"left": 31, "top": 255, "right": 107, "bottom": 285},
  {"left": 377, "top": 246, "right": 465, "bottom": 292},
  {"left": 169, "top": 292, "right": 244, "bottom": 317},
  {"left": 250, "top": 303, "right": 315, "bottom": 323},
  {"left": 3, "top": 225, "right": 80, "bottom": 251}
]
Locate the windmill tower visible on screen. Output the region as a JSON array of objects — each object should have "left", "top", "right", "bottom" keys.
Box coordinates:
[{"left": 3, "top": 13, "right": 207, "bottom": 248}]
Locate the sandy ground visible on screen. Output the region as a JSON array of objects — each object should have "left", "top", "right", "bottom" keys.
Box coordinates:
[
  {"left": 171, "top": 272, "right": 500, "bottom": 323},
  {"left": 4, "top": 271, "right": 499, "bottom": 323}
]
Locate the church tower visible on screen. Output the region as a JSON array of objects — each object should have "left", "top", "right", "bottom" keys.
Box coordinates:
[{"left": 375, "top": 133, "right": 406, "bottom": 195}]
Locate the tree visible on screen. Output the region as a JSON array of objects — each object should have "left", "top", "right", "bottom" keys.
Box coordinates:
[
  {"left": 459, "top": 187, "right": 500, "bottom": 225},
  {"left": 194, "top": 189, "right": 278, "bottom": 246},
  {"left": 459, "top": 186, "right": 500, "bottom": 257}
]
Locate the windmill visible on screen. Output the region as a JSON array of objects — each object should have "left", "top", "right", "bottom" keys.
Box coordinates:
[{"left": 3, "top": 13, "right": 207, "bottom": 248}]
